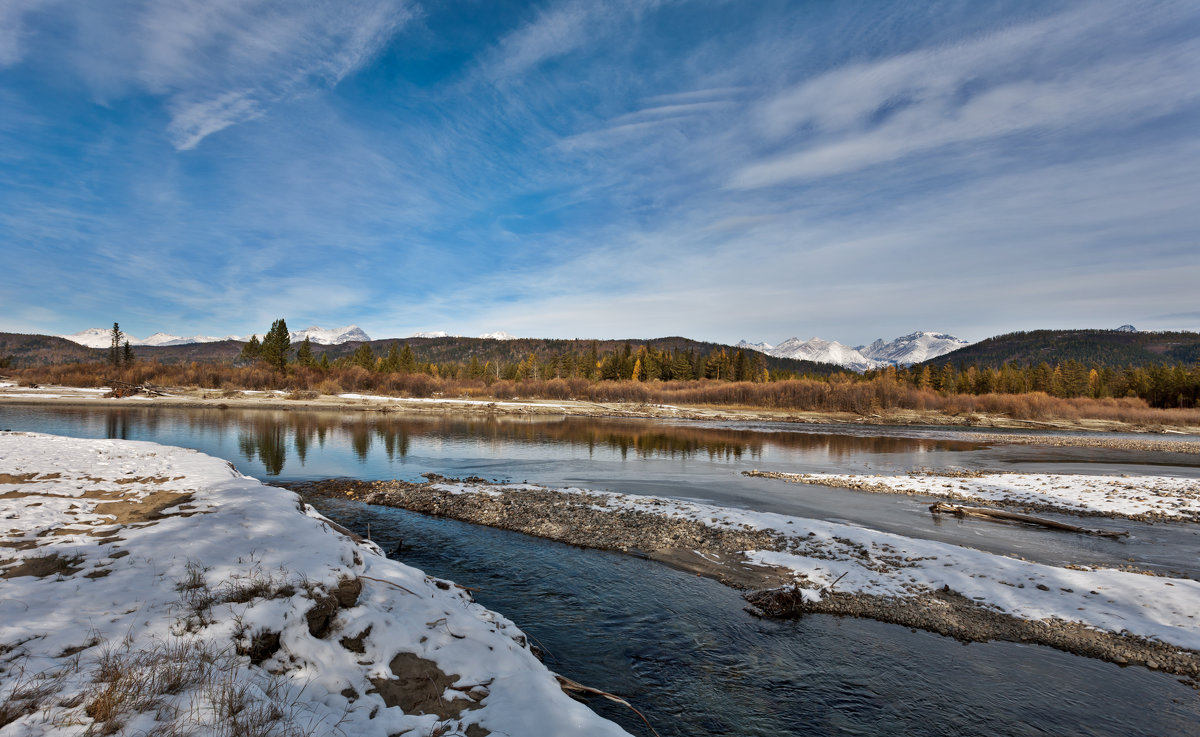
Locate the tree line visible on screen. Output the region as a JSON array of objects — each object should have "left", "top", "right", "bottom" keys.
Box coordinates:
[
  {"left": 866, "top": 360, "right": 1200, "bottom": 409},
  {"left": 237, "top": 319, "right": 777, "bottom": 384},
  {"left": 227, "top": 318, "right": 1200, "bottom": 409}
]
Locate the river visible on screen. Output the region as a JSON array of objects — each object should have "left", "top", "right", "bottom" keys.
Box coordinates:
[{"left": 2, "top": 405, "right": 1198, "bottom": 735}]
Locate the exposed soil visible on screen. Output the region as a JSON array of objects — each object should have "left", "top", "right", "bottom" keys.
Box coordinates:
[
  {"left": 289, "top": 476, "right": 1200, "bottom": 682},
  {"left": 93, "top": 491, "right": 197, "bottom": 525},
  {"left": 1, "top": 552, "right": 84, "bottom": 579}
]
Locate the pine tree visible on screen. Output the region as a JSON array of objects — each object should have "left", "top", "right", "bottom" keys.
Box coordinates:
[
  {"left": 380, "top": 343, "right": 402, "bottom": 373},
  {"left": 260, "top": 319, "right": 291, "bottom": 371},
  {"left": 122, "top": 341, "right": 134, "bottom": 365},
  {"left": 296, "top": 337, "right": 315, "bottom": 367},
  {"left": 109, "top": 323, "right": 122, "bottom": 368},
  {"left": 239, "top": 335, "right": 263, "bottom": 362},
  {"left": 351, "top": 343, "right": 376, "bottom": 370}
]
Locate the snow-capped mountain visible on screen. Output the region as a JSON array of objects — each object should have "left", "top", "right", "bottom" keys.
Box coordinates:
[
  {"left": 60, "top": 324, "right": 370, "bottom": 348},
  {"left": 1115, "top": 324, "right": 1138, "bottom": 333},
  {"left": 771, "top": 337, "right": 879, "bottom": 372},
  {"left": 57, "top": 328, "right": 132, "bottom": 349},
  {"left": 410, "top": 331, "right": 450, "bottom": 339},
  {"left": 140, "top": 332, "right": 238, "bottom": 347},
  {"left": 736, "top": 339, "right": 775, "bottom": 353},
  {"left": 737, "top": 330, "right": 970, "bottom": 371},
  {"left": 857, "top": 331, "right": 971, "bottom": 366},
  {"left": 288, "top": 325, "right": 371, "bottom": 345},
  {"left": 478, "top": 331, "right": 517, "bottom": 340}
]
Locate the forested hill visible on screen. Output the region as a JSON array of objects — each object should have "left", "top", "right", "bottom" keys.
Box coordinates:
[
  {"left": 921, "top": 330, "right": 1200, "bottom": 368},
  {"left": 1, "top": 332, "right": 842, "bottom": 377},
  {"left": 0, "top": 332, "right": 97, "bottom": 367},
  {"left": 324, "top": 335, "right": 843, "bottom": 377}
]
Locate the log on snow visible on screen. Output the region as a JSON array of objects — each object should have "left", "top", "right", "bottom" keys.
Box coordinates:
[{"left": 928, "top": 501, "right": 1128, "bottom": 538}]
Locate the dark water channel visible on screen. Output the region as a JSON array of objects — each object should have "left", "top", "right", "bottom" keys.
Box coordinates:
[{"left": 3, "top": 406, "right": 1199, "bottom": 735}]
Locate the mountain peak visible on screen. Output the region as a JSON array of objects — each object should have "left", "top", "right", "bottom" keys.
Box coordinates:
[
  {"left": 741, "top": 330, "right": 970, "bottom": 370},
  {"left": 858, "top": 331, "right": 970, "bottom": 366},
  {"left": 289, "top": 325, "right": 371, "bottom": 345}
]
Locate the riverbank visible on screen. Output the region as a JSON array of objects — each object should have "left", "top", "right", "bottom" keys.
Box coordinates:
[
  {"left": 3, "top": 380, "right": 1200, "bottom": 451},
  {"left": 0, "top": 433, "right": 630, "bottom": 736},
  {"left": 288, "top": 476, "right": 1200, "bottom": 682}
]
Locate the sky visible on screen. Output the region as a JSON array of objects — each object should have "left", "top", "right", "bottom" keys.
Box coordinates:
[{"left": 1, "top": 0, "right": 1198, "bottom": 347}]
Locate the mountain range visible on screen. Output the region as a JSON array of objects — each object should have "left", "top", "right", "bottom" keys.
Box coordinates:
[
  {"left": 59, "top": 325, "right": 372, "bottom": 349},
  {"left": 738, "top": 331, "right": 971, "bottom": 371},
  {"left": 57, "top": 326, "right": 528, "bottom": 348}
]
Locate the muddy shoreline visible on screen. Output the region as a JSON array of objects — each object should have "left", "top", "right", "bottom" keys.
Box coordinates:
[{"left": 286, "top": 477, "right": 1200, "bottom": 683}]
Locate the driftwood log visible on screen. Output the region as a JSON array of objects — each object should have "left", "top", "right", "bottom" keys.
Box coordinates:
[
  {"left": 929, "top": 501, "right": 1128, "bottom": 538},
  {"left": 105, "top": 380, "right": 168, "bottom": 398}
]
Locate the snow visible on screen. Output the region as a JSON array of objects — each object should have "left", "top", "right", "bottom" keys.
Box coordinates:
[
  {"left": 410, "top": 331, "right": 450, "bottom": 338},
  {"left": 739, "top": 330, "right": 969, "bottom": 370},
  {"left": 776, "top": 471, "right": 1200, "bottom": 522},
  {"left": 57, "top": 328, "right": 138, "bottom": 348},
  {"left": 290, "top": 325, "right": 372, "bottom": 345},
  {"left": 0, "top": 433, "right": 629, "bottom": 737},
  {"left": 770, "top": 337, "right": 879, "bottom": 371},
  {"left": 478, "top": 331, "right": 517, "bottom": 340},
  {"left": 735, "top": 339, "right": 774, "bottom": 353},
  {"left": 426, "top": 480, "right": 1200, "bottom": 652},
  {"left": 58, "top": 325, "right": 370, "bottom": 348},
  {"left": 857, "top": 331, "right": 971, "bottom": 366}
]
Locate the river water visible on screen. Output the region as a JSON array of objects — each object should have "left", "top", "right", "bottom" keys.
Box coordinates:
[{"left": 2, "top": 405, "right": 1199, "bottom": 735}]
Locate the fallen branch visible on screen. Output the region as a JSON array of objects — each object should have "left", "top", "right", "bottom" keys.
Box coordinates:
[
  {"left": 555, "top": 675, "right": 660, "bottom": 737},
  {"left": 358, "top": 575, "right": 418, "bottom": 596},
  {"left": 929, "top": 501, "right": 1128, "bottom": 538}
]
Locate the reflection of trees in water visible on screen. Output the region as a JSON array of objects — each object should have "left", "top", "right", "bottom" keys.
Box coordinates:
[
  {"left": 32, "top": 407, "right": 983, "bottom": 472},
  {"left": 238, "top": 420, "right": 287, "bottom": 475},
  {"left": 105, "top": 411, "right": 130, "bottom": 440}
]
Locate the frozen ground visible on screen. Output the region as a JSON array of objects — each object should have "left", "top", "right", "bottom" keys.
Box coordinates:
[
  {"left": 0, "top": 432, "right": 629, "bottom": 737},
  {"left": 745, "top": 470, "right": 1200, "bottom": 522}
]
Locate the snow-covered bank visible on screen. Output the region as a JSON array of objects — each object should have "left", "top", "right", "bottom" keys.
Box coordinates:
[
  {"left": 304, "top": 476, "right": 1200, "bottom": 675},
  {"left": 745, "top": 470, "right": 1200, "bottom": 522},
  {"left": 0, "top": 433, "right": 630, "bottom": 737}
]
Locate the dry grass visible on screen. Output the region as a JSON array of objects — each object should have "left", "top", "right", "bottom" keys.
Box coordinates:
[{"left": 10, "top": 362, "right": 1200, "bottom": 426}]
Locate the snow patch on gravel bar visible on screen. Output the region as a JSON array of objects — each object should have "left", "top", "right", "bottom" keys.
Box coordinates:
[
  {"left": 0, "top": 432, "right": 629, "bottom": 737},
  {"left": 428, "top": 480, "right": 1200, "bottom": 652},
  {"left": 750, "top": 470, "right": 1200, "bottom": 522}
]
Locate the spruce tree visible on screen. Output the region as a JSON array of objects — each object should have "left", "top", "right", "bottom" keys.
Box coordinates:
[
  {"left": 260, "top": 319, "right": 291, "bottom": 371},
  {"left": 239, "top": 335, "right": 263, "bottom": 362},
  {"left": 351, "top": 343, "right": 376, "bottom": 370},
  {"left": 109, "top": 323, "right": 122, "bottom": 367},
  {"left": 122, "top": 341, "right": 135, "bottom": 365},
  {"left": 296, "top": 337, "right": 315, "bottom": 367}
]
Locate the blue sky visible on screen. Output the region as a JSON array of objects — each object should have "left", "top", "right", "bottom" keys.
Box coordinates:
[{"left": 2, "top": 0, "right": 1198, "bottom": 346}]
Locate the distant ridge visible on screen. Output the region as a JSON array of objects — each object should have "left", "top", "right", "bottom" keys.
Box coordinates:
[
  {"left": 739, "top": 330, "right": 969, "bottom": 371},
  {"left": 916, "top": 329, "right": 1200, "bottom": 368},
  {"left": 58, "top": 324, "right": 371, "bottom": 348}
]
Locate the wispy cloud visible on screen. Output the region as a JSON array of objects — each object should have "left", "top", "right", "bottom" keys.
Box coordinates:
[
  {"left": 731, "top": 3, "right": 1200, "bottom": 188},
  {"left": 4, "top": 0, "right": 413, "bottom": 149},
  {"left": 488, "top": 1, "right": 594, "bottom": 79}
]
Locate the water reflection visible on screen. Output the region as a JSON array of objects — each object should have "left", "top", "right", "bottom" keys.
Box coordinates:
[{"left": 3, "top": 407, "right": 984, "bottom": 476}]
